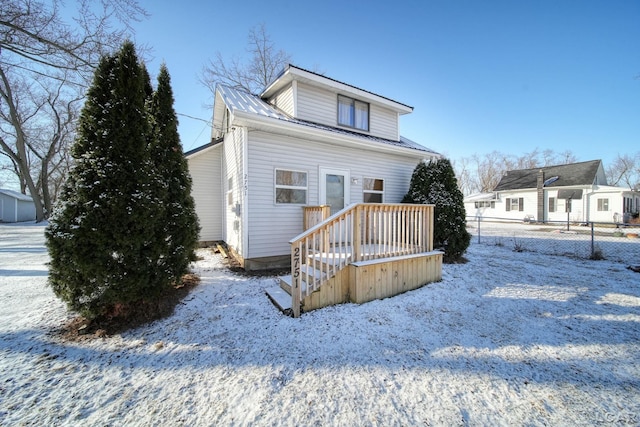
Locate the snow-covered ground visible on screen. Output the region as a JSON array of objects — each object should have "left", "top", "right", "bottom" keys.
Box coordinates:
[{"left": 1, "top": 223, "right": 639, "bottom": 426}]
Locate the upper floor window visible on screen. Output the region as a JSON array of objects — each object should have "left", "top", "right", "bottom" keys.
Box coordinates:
[
  {"left": 363, "top": 178, "right": 384, "bottom": 203},
  {"left": 338, "top": 95, "right": 369, "bottom": 131},
  {"left": 275, "top": 169, "right": 307, "bottom": 204}
]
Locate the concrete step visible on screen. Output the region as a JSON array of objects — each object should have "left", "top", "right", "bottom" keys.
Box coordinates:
[{"left": 265, "top": 285, "right": 292, "bottom": 315}]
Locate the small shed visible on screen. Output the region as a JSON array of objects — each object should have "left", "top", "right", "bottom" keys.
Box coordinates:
[{"left": 0, "top": 189, "right": 36, "bottom": 223}]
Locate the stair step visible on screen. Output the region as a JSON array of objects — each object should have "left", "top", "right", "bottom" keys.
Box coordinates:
[
  {"left": 278, "top": 274, "right": 305, "bottom": 294},
  {"left": 265, "top": 285, "right": 292, "bottom": 314},
  {"left": 279, "top": 264, "right": 328, "bottom": 294}
]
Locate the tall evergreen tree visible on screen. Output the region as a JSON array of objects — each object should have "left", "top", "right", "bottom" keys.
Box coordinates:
[
  {"left": 403, "top": 158, "right": 471, "bottom": 262},
  {"left": 149, "top": 64, "right": 200, "bottom": 282},
  {"left": 45, "top": 42, "right": 167, "bottom": 319}
]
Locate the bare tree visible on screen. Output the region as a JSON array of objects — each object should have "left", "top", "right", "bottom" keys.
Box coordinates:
[
  {"left": 455, "top": 148, "right": 579, "bottom": 195},
  {"left": 606, "top": 153, "right": 640, "bottom": 189},
  {"left": 452, "top": 157, "right": 478, "bottom": 196},
  {"left": 201, "top": 24, "right": 292, "bottom": 96},
  {"left": 0, "top": 0, "right": 147, "bottom": 221}
]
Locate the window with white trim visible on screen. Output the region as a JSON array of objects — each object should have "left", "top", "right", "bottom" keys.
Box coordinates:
[
  {"left": 597, "top": 198, "right": 609, "bottom": 211},
  {"left": 338, "top": 95, "right": 369, "bottom": 131},
  {"left": 227, "top": 177, "right": 233, "bottom": 206},
  {"left": 505, "top": 197, "right": 524, "bottom": 212},
  {"left": 474, "top": 201, "right": 495, "bottom": 208},
  {"left": 275, "top": 169, "right": 307, "bottom": 204},
  {"left": 549, "top": 197, "right": 556, "bottom": 212},
  {"left": 363, "top": 178, "right": 384, "bottom": 203}
]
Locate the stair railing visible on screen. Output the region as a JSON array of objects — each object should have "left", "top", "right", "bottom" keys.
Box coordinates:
[{"left": 289, "top": 203, "right": 434, "bottom": 317}]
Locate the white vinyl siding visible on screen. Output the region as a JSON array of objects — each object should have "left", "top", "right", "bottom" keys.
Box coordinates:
[
  {"left": 245, "top": 131, "right": 423, "bottom": 258},
  {"left": 369, "top": 104, "right": 398, "bottom": 140},
  {"left": 269, "top": 85, "right": 294, "bottom": 116},
  {"left": 223, "top": 127, "right": 246, "bottom": 256},
  {"left": 296, "top": 82, "right": 335, "bottom": 125},
  {"left": 187, "top": 145, "right": 223, "bottom": 241},
  {"left": 294, "top": 82, "right": 399, "bottom": 141}
]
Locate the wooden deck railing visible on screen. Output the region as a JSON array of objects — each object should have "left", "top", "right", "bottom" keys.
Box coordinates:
[
  {"left": 302, "top": 205, "right": 331, "bottom": 230},
  {"left": 289, "top": 203, "right": 434, "bottom": 317}
]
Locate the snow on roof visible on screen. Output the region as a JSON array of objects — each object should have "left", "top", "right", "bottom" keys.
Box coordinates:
[
  {"left": 217, "top": 85, "right": 439, "bottom": 156},
  {"left": 464, "top": 192, "right": 496, "bottom": 202},
  {"left": 0, "top": 189, "right": 33, "bottom": 202}
]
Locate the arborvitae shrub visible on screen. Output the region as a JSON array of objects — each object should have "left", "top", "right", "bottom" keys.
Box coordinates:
[
  {"left": 149, "top": 64, "right": 200, "bottom": 282},
  {"left": 403, "top": 158, "right": 471, "bottom": 262}
]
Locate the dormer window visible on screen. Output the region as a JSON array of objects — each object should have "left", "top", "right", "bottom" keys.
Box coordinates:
[{"left": 338, "top": 95, "right": 369, "bottom": 131}]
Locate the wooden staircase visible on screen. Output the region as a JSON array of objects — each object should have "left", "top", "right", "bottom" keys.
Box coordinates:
[{"left": 265, "top": 203, "right": 443, "bottom": 317}]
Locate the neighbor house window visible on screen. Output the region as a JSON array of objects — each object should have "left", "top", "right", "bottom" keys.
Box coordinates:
[
  {"left": 597, "top": 198, "right": 609, "bottom": 211},
  {"left": 363, "top": 178, "right": 384, "bottom": 203},
  {"left": 338, "top": 95, "right": 369, "bottom": 131},
  {"left": 549, "top": 197, "right": 556, "bottom": 212},
  {"left": 505, "top": 197, "right": 524, "bottom": 212},
  {"left": 475, "top": 201, "right": 495, "bottom": 208},
  {"left": 275, "top": 169, "right": 307, "bottom": 204}
]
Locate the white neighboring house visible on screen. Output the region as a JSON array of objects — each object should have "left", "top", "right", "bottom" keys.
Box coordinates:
[
  {"left": 187, "top": 64, "right": 440, "bottom": 270},
  {"left": 464, "top": 160, "right": 640, "bottom": 224},
  {"left": 0, "top": 189, "right": 36, "bottom": 223}
]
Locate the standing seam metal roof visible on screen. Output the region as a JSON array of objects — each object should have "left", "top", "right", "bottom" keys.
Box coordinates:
[{"left": 217, "top": 85, "right": 438, "bottom": 155}]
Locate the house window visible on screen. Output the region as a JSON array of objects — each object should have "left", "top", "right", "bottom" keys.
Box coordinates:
[
  {"left": 505, "top": 197, "right": 524, "bottom": 212},
  {"left": 227, "top": 177, "right": 233, "bottom": 206},
  {"left": 275, "top": 169, "right": 307, "bottom": 204},
  {"left": 549, "top": 197, "right": 556, "bottom": 212},
  {"left": 338, "top": 95, "right": 369, "bottom": 131},
  {"left": 597, "top": 198, "right": 609, "bottom": 211},
  {"left": 363, "top": 178, "right": 384, "bottom": 203},
  {"left": 565, "top": 199, "right": 572, "bottom": 213},
  {"left": 474, "top": 201, "right": 495, "bottom": 208}
]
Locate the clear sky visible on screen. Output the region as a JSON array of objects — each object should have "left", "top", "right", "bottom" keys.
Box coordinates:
[{"left": 132, "top": 0, "right": 639, "bottom": 169}]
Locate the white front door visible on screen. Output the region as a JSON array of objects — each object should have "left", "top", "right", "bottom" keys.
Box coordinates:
[{"left": 320, "top": 168, "right": 350, "bottom": 216}]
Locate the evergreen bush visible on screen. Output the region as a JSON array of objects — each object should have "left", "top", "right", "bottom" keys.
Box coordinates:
[
  {"left": 403, "top": 158, "right": 471, "bottom": 262},
  {"left": 46, "top": 42, "right": 168, "bottom": 319},
  {"left": 149, "top": 64, "right": 200, "bottom": 283}
]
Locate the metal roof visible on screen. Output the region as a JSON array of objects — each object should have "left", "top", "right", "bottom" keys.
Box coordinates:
[
  {"left": 0, "top": 189, "right": 33, "bottom": 202},
  {"left": 217, "top": 85, "right": 439, "bottom": 156},
  {"left": 493, "top": 160, "right": 603, "bottom": 191}
]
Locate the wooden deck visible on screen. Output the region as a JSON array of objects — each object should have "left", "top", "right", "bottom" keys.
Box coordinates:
[{"left": 266, "top": 203, "right": 443, "bottom": 317}]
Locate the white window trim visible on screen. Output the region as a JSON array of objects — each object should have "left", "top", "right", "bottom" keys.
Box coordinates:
[
  {"left": 363, "top": 177, "right": 384, "bottom": 203},
  {"left": 337, "top": 94, "right": 369, "bottom": 131},
  {"left": 274, "top": 168, "right": 308, "bottom": 205}
]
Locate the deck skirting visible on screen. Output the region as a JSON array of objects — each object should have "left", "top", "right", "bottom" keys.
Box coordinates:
[{"left": 300, "top": 251, "right": 443, "bottom": 312}]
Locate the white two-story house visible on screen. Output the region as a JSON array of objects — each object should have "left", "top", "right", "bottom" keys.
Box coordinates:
[{"left": 187, "top": 64, "right": 440, "bottom": 270}]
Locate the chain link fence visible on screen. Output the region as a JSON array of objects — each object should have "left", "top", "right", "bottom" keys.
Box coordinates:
[{"left": 467, "top": 216, "right": 640, "bottom": 265}]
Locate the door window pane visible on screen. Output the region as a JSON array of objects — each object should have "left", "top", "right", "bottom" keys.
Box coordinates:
[{"left": 326, "top": 174, "right": 345, "bottom": 214}]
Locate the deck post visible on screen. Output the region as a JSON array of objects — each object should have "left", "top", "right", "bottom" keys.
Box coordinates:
[
  {"left": 353, "top": 205, "right": 362, "bottom": 262},
  {"left": 291, "top": 243, "right": 302, "bottom": 318}
]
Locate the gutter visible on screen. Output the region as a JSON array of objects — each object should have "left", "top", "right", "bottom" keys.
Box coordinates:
[{"left": 231, "top": 109, "right": 438, "bottom": 159}]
